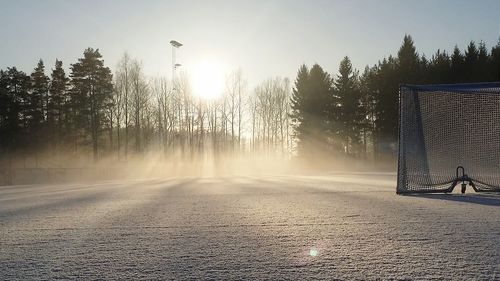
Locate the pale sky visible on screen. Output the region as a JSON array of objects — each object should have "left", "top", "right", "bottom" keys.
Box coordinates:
[{"left": 1, "top": 0, "right": 499, "bottom": 87}]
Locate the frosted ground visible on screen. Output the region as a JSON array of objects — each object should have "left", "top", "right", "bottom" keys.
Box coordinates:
[{"left": 1, "top": 173, "right": 499, "bottom": 280}]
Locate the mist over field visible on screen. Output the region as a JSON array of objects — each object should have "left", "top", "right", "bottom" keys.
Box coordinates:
[{"left": 0, "top": 148, "right": 398, "bottom": 185}]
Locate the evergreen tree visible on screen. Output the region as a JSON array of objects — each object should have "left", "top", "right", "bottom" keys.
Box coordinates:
[
  {"left": 419, "top": 55, "right": 430, "bottom": 83},
  {"left": 0, "top": 68, "right": 30, "bottom": 150},
  {"left": 397, "top": 34, "right": 420, "bottom": 83},
  {"left": 368, "top": 55, "right": 399, "bottom": 158},
  {"left": 428, "top": 49, "right": 451, "bottom": 84},
  {"left": 358, "top": 66, "right": 377, "bottom": 158},
  {"left": 477, "top": 41, "right": 489, "bottom": 80},
  {"left": 334, "top": 56, "right": 363, "bottom": 155},
  {"left": 49, "top": 59, "right": 69, "bottom": 146},
  {"left": 492, "top": 39, "right": 500, "bottom": 81},
  {"left": 366, "top": 35, "right": 421, "bottom": 157},
  {"left": 29, "top": 60, "right": 49, "bottom": 147},
  {"left": 70, "top": 48, "right": 113, "bottom": 160},
  {"left": 464, "top": 41, "right": 479, "bottom": 82},
  {"left": 451, "top": 45, "right": 465, "bottom": 82},
  {"left": 290, "top": 65, "right": 310, "bottom": 156},
  {"left": 0, "top": 70, "right": 9, "bottom": 151},
  {"left": 290, "top": 64, "right": 333, "bottom": 158}
]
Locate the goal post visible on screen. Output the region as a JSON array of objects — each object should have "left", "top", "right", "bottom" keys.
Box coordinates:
[{"left": 397, "top": 82, "right": 500, "bottom": 194}]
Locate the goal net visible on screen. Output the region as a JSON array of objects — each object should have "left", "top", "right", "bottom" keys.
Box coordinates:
[{"left": 397, "top": 83, "right": 500, "bottom": 194}]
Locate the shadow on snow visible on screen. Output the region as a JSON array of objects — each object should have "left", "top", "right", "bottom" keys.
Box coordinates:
[{"left": 408, "top": 193, "right": 500, "bottom": 207}]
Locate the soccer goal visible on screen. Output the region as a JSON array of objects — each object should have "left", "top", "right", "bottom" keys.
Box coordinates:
[{"left": 397, "top": 82, "right": 500, "bottom": 194}]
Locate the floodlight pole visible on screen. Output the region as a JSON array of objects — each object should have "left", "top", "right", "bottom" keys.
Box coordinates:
[
  {"left": 170, "top": 40, "right": 183, "bottom": 141},
  {"left": 170, "top": 40, "right": 183, "bottom": 91}
]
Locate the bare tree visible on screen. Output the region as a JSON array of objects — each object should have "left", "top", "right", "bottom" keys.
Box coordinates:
[
  {"left": 115, "top": 53, "right": 132, "bottom": 158},
  {"left": 129, "top": 60, "right": 149, "bottom": 153},
  {"left": 111, "top": 57, "right": 292, "bottom": 160},
  {"left": 151, "top": 76, "right": 172, "bottom": 155},
  {"left": 224, "top": 69, "right": 246, "bottom": 152},
  {"left": 250, "top": 77, "right": 292, "bottom": 156}
]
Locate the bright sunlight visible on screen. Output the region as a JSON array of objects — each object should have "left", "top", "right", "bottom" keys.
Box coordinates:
[{"left": 190, "top": 59, "right": 226, "bottom": 99}]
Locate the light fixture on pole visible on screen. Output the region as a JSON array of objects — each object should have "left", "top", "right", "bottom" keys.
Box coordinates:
[{"left": 170, "top": 40, "right": 183, "bottom": 91}]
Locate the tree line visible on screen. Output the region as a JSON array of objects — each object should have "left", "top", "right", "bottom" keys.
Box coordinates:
[
  {"left": 1, "top": 35, "right": 500, "bottom": 165},
  {"left": 0, "top": 49, "right": 292, "bottom": 165},
  {"left": 291, "top": 35, "right": 500, "bottom": 160},
  {"left": 0, "top": 48, "right": 113, "bottom": 164}
]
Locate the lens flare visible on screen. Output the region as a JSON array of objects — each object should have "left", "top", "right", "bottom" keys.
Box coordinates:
[{"left": 309, "top": 247, "right": 318, "bottom": 257}]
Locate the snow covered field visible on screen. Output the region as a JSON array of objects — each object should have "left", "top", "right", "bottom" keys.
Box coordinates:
[{"left": 1, "top": 173, "right": 499, "bottom": 280}]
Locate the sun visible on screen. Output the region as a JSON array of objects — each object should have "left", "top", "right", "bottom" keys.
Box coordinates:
[{"left": 190, "top": 59, "right": 226, "bottom": 99}]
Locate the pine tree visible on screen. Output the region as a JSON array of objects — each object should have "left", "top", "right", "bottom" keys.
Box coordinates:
[
  {"left": 429, "top": 49, "right": 451, "bottom": 84},
  {"left": 334, "top": 56, "right": 363, "bottom": 155},
  {"left": 492, "top": 39, "right": 500, "bottom": 81},
  {"left": 28, "top": 60, "right": 49, "bottom": 163},
  {"left": 397, "top": 34, "right": 420, "bottom": 83},
  {"left": 419, "top": 55, "right": 430, "bottom": 83},
  {"left": 464, "top": 41, "right": 479, "bottom": 82},
  {"left": 290, "top": 65, "right": 310, "bottom": 156},
  {"left": 359, "top": 66, "right": 377, "bottom": 158},
  {"left": 70, "top": 48, "right": 113, "bottom": 160},
  {"left": 49, "top": 59, "right": 69, "bottom": 147},
  {"left": 372, "top": 56, "right": 398, "bottom": 157},
  {"left": 0, "top": 68, "right": 30, "bottom": 150},
  {"left": 451, "top": 45, "right": 465, "bottom": 82},
  {"left": 477, "top": 41, "right": 491, "bottom": 81},
  {"left": 29, "top": 60, "right": 48, "bottom": 130},
  {"left": 290, "top": 64, "right": 333, "bottom": 158},
  {"left": 0, "top": 70, "right": 9, "bottom": 150}
]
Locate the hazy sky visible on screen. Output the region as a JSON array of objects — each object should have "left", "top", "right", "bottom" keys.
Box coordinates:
[{"left": 1, "top": 0, "right": 499, "bottom": 87}]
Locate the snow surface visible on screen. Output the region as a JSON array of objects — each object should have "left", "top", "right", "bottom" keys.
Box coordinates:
[{"left": 0, "top": 173, "right": 499, "bottom": 280}]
